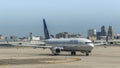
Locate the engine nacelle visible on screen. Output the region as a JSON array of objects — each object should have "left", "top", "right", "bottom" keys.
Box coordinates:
[{"left": 51, "top": 47, "right": 61, "bottom": 55}]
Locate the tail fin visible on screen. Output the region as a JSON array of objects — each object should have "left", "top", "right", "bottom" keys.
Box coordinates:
[{"left": 43, "top": 19, "right": 50, "bottom": 39}]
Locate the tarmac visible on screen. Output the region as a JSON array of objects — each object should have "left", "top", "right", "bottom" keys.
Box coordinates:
[{"left": 0, "top": 45, "right": 120, "bottom": 68}]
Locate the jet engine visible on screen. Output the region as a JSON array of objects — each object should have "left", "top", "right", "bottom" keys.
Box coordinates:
[{"left": 51, "top": 47, "right": 61, "bottom": 55}]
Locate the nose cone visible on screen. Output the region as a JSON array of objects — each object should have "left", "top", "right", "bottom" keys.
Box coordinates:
[{"left": 89, "top": 43, "right": 94, "bottom": 48}]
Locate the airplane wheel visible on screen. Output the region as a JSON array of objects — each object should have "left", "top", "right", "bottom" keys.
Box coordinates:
[
  {"left": 86, "top": 52, "right": 89, "bottom": 56},
  {"left": 53, "top": 53, "right": 59, "bottom": 55},
  {"left": 71, "top": 51, "right": 76, "bottom": 56}
]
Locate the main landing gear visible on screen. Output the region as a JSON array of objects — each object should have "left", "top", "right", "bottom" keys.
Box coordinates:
[
  {"left": 71, "top": 51, "right": 76, "bottom": 56},
  {"left": 85, "top": 52, "right": 89, "bottom": 56},
  {"left": 70, "top": 51, "right": 90, "bottom": 56}
]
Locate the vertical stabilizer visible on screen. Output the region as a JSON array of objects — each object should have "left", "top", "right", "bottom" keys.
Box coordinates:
[{"left": 43, "top": 19, "right": 50, "bottom": 39}]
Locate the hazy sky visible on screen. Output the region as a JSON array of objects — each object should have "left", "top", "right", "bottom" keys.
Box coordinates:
[{"left": 0, "top": 0, "right": 120, "bottom": 37}]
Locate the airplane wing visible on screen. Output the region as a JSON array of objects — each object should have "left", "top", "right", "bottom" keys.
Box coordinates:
[
  {"left": 34, "top": 46, "right": 53, "bottom": 49},
  {"left": 34, "top": 46, "right": 64, "bottom": 50}
]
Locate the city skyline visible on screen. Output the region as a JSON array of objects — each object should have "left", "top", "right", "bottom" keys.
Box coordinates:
[{"left": 0, "top": 0, "right": 120, "bottom": 37}]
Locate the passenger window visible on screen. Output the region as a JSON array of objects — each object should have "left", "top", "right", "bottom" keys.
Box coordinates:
[
  {"left": 70, "top": 40, "right": 78, "bottom": 44},
  {"left": 79, "top": 42, "right": 83, "bottom": 44}
]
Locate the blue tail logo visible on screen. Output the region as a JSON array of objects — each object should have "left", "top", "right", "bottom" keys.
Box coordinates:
[{"left": 43, "top": 19, "right": 50, "bottom": 39}]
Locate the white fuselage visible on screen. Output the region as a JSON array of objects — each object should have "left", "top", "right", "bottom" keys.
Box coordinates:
[{"left": 45, "top": 38, "right": 94, "bottom": 52}]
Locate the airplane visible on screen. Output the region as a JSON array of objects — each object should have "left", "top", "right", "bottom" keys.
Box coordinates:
[
  {"left": 93, "top": 35, "right": 108, "bottom": 46},
  {"left": 35, "top": 19, "right": 94, "bottom": 56}
]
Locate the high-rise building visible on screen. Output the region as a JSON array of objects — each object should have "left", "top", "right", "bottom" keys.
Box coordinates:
[
  {"left": 101, "top": 26, "right": 106, "bottom": 36},
  {"left": 96, "top": 32, "right": 101, "bottom": 40},
  {"left": 87, "top": 29, "right": 96, "bottom": 41},
  {"left": 88, "top": 29, "right": 96, "bottom": 37},
  {"left": 108, "top": 26, "right": 114, "bottom": 39}
]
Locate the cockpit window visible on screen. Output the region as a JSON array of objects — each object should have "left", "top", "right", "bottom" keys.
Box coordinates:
[{"left": 85, "top": 42, "right": 92, "bottom": 44}]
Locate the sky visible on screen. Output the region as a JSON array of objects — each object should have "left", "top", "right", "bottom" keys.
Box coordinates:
[{"left": 0, "top": 0, "right": 120, "bottom": 37}]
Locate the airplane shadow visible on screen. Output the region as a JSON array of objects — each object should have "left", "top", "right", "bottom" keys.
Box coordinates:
[{"left": 37, "top": 53, "right": 88, "bottom": 56}]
